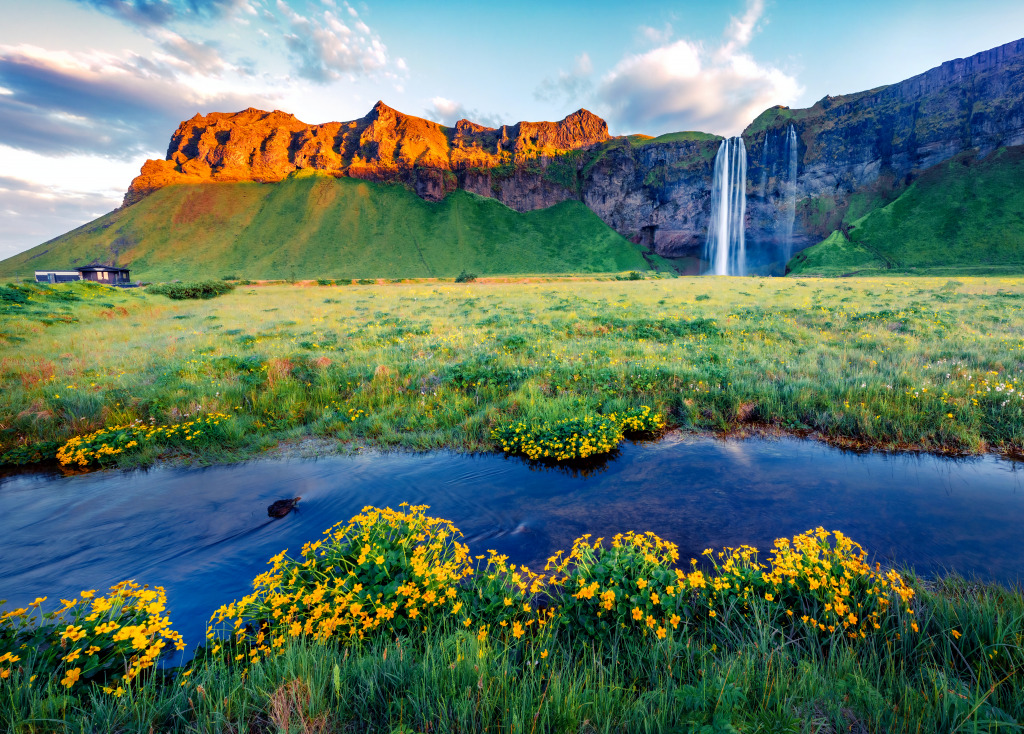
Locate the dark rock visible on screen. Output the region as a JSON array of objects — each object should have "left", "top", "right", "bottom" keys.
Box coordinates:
[{"left": 267, "top": 497, "right": 301, "bottom": 518}]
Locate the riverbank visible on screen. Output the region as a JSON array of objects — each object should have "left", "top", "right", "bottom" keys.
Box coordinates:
[
  {"left": 2, "top": 505, "right": 1021, "bottom": 732},
  {"left": 1, "top": 276, "right": 1023, "bottom": 470}
]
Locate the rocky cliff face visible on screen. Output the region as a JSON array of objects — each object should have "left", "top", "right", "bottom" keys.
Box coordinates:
[
  {"left": 125, "top": 37, "right": 1024, "bottom": 271},
  {"left": 740, "top": 37, "right": 1024, "bottom": 266},
  {"left": 124, "top": 102, "right": 610, "bottom": 208}
]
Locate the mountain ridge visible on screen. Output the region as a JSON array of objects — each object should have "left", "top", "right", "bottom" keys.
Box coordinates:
[
  {"left": 125, "top": 102, "right": 611, "bottom": 207},
  {"left": 5, "top": 36, "right": 1024, "bottom": 279}
]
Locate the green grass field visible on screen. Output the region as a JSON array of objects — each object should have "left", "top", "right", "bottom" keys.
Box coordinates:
[
  {"left": 2, "top": 275, "right": 1023, "bottom": 470},
  {"left": 3, "top": 277, "right": 1024, "bottom": 731},
  {"left": 789, "top": 146, "right": 1024, "bottom": 276},
  {"left": 0, "top": 173, "right": 655, "bottom": 282}
]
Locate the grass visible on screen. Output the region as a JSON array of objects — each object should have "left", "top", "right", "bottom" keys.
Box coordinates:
[
  {"left": 789, "top": 146, "right": 1024, "bottom": 276},
  {"left": 1, "top": 275, "right": 1024, "bottom": 470},
  {"left": 1, "top": 505, "right": 1021, "bottom": 732},
  {"left": 0, "top": 173, "right": 654, "bottom": 282},
  {"left": 628, "top": 131, "right": 723, "bottom": 146}
]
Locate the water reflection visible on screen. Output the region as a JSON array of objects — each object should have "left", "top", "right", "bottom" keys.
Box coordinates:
[{"left": 0, "top": 435, "right": 1021, "bottom": 655}]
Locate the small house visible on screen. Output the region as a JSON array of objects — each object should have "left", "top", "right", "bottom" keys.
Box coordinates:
[
  {"left": 35, "top": 270, "right": 83, "bottom": 284},
  {"left": 75, "top": 265, "right": 131, "bottom": 285}
]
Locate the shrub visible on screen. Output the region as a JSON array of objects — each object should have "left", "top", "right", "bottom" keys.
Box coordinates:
[
  {"left": 546, "top": 531, "right": 692, "bottom": 642},
  {"left": 0, "top": 581, "right": 184, "bottom": 696},
  {"left": 316, "top": 279, "right": 334, "bottom": 286},
  {"left": 491, "top": 414, "right": 624, "bottom": 460},
  {"left": 147, "top": 281, "right": 235, "bottom": 300},
  {"left": 492, "top": 407, "right": 665, "bottom": 460},
  {"left": 701, "top": 528, "right": 917, "bottom": 644},
  {"left": 208, "top": 505, "right": 475, "bottom": 662},
  {"left": 620, "top": 405, "right": 666, "bottom": 435},
  {"left": 455, "top": 270, "right": 477, "bottom": 283},
  {"left": 356, "top": 279, "right": 375, "bottom": 285},
  {"left": 0, "top": 441, "right": 62, "bottom": 467},
  {"left": 56, "top": 413, "right": 233, "bottom": 467},
  {"left": 201, "top": 507, "right": 921, "bottom": 671}
]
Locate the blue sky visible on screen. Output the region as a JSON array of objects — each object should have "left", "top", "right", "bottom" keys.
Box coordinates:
[{"left": 2, "top": 0, "right": 1023, "bottom": 258}]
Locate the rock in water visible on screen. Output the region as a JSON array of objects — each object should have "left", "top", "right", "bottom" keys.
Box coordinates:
[{"left": 268, "top": 497, "right": 301, "bottom": 518}]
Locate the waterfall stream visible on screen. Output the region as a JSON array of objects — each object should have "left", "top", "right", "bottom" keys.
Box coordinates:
[
  {"left": 781, "top": 123, "right": 799, "bottom": 263},
  {"left": 705, "top": 137, "right": 747, "bottom": 275}
]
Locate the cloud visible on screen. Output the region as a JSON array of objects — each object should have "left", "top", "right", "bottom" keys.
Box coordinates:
[
  {"left": 639, "top": 23, "right": 673, "bottom": 46},
  {"left": 275, "top": 0, "right": 388, "bottom": 82},
  {"left": 153, "top": 30, "right": 229, "bottom": 75},
  {"left": 597, "top": 0, "right": 801, "bottom": 136},
  {"left": 423, "top": 97, "right": 502, "bottom": 128},
  {"left": 0, "top": 45, "right": 278, "bottom": 158},
  {"left": 0, "top": 174, "right": 122, "bottom": 261},
  {"left": 71, "top": 0, "right": 248, "bottom": 28},
  {"left": 534, "top": 53, "right": 593, "bottom": 104}
]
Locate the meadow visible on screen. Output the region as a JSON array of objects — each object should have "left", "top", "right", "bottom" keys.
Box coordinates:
[
  {"left": 1, "top": 274, "right": 1023, "bottom": 470},
  {"left": 2, "top": 276, "right": 1024, "bottom": 731}
]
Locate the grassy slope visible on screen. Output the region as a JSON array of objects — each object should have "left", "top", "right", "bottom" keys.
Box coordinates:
[
  {"left": 789, "top": 146, "right": 1024, "bottom": 276},
  {"left": 0, "top": 174, "right": 652, "bottom": 281}
]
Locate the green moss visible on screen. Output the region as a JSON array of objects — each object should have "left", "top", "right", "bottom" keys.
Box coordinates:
[
  {"left": 789, "top": 146, "right": 1024, "bottom": 276},
  {"left": 541, "top": 150, "right": 584, "bottom": 193},
  {"left": 629, "top": 131, "right": 722, "bottom": 146}
]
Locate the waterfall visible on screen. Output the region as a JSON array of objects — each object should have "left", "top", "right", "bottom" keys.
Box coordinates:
[
  {"left": 705, "top": 137, "right": 747, "bottom": 276},
  {"left": 780, "top": 124, "right": 798, "bottom": 262}
]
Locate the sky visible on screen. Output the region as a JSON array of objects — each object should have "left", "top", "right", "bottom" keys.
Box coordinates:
[{"left": 2, "top": 0, "right": 1023, "bottom": 259}]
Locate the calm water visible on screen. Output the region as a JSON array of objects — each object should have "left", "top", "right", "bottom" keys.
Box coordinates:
[{"left": 1, "top": 435, "right": 1022, "bottom": 655}]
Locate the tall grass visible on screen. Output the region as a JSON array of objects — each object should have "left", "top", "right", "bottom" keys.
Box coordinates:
[{"left": 1, "top": 275, "right": 1023, "bottom": 469}]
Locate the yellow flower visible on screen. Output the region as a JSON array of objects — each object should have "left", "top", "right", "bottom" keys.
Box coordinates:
[
  {"left": 656, "top": 626, "right": 667, "bottom": 640},
  {"left": 61, "top": 668, "right": 82, "bottom": 688},
  {"left": 709, "top": 610, "right": 717, "bottom": 618},
  {"left": 512, "top": 621, "right": 524, "bottom": 639},
  {"left": 631, "top": 607, "right": 644, "bottom": 621},
  {"left": 951, "top": 629, "right": 962, "bottom": 640}
]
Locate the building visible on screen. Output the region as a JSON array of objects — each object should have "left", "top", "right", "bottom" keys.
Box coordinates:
[
  {"left": 75, "top": 265, "right": 131, "bottom": 284},
  {"left": 35, "top": 270, "right": 83, "bottom": 284}
]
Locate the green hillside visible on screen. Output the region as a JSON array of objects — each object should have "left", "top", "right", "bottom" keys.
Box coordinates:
[
  {"left": 788, "top": 146, "right": 1024, "bottom": 276},
  {"left": 0, "top": 173, "right": 654, "bottom": 281}
]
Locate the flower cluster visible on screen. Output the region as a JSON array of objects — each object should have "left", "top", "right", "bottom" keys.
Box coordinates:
[
  {"left": 619, "top": 405, "right": 666, "bottom": 435},
  {"left": 56, "top": 413, "right": 232, "bottom": 467},
  {"left": 492, "top": 407, "right": 664, "bottom": 461},
  {"left": 208, "top": 504, "right": 476, "bottom": 665},
  {"left": 0, "top": 581, "right": 184, "bottom": 695},
  {"left": 206, "top": 507, "right": 919, "bottom": 676},
  {"left": 702, "top": 528, "right": 917, "bottom": 640},
  {"left": 545, "top": 531, "right": 697, "bottom": 642}
]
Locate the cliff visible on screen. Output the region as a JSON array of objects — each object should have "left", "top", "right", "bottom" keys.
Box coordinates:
[
  {"left": 125, "top": 103, "right": 610, "bottom": 208},
  {"left": 107, "top": 36, "right": 1024, "bottom": 273}
]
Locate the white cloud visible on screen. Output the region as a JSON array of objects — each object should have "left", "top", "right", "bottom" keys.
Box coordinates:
[
  {"left": 0, "top": 44, "right": 280, "bottom": 157},
  {"left": 0, "top": 149, "right": 137, "bottom": 258},
  {"left": 639, "top": 23, "right": 673, "bottom": 46},
  {"left": 597, "top": 0, "right": 801, "bottom": 136},
  {"left": 423, "top": 97, "right": 502, "bottom": 127},
  {"left": 534, "top": 52, "right": 594, "bottom": 104},
  {"left": 276, "top": 1, "right": 388, "bottom": 82}
]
